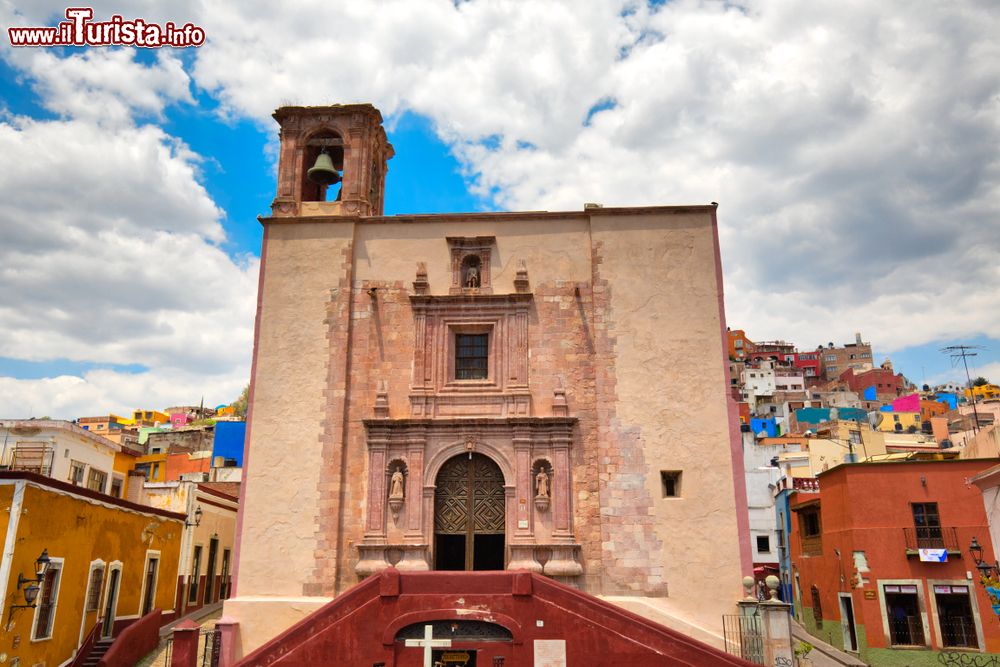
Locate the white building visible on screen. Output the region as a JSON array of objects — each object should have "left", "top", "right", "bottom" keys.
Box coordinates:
[
  {"left": 741, "top": 430, "right": 803, "bottom": 569},
  {"left": 0, "top": 420, "right": 121, "bottom": 495}
]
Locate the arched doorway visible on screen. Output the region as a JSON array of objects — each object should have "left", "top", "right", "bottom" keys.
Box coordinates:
[{"left": 434, "top": 453, "right": 505, "bottom": 570}]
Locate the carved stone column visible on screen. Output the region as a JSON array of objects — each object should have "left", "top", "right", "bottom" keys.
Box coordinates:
[{"left": 551, "top": 432, "right": 572, "bottom": 540}]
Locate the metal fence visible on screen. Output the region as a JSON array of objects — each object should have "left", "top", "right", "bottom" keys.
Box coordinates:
[
  {"left": 939, "top": 618, "right": 979, "bottom": 650},
  {"left": 160, "top": 626, "right": 221, "bottom": 667},
  {"left": 723, "top": 613, "right": 765, "bottom": 665}
]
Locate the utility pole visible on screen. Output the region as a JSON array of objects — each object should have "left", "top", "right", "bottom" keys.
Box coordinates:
[{"left": 941, "top": 345, "right": 985, "bottom": 434}]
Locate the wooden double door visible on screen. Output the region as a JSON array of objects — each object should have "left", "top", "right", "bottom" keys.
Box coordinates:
[{"left": 434, "top": 454, "right": 505, "bottom": 570}]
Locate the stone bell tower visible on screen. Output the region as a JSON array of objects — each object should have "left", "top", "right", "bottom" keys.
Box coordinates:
[{"left": 270, "top": 104, "right": 394, "bottom": 218}]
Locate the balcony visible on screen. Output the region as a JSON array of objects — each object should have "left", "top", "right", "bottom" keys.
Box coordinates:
[
  {"left": 903, "top": 526, "right": 961, "bottom": 555},
  {"left": 792, "top": 477, "right": 819, "bottom": 492},
  {"left": 0, "top": 444, "right": 54, "bottom": 476}
]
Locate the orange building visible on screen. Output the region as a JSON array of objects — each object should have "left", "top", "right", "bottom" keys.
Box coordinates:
[
  {"left": 728, "top": 328, "right": 755, "bottom": 361},
  {"left": 790, "top": 458, "right": 1000, "bottom": 664},
  {"left": 920, "top": 399, "right": 949, "bottom": 422}
]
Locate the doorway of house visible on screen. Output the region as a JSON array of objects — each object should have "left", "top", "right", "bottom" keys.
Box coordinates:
[
  {"left": 885, "top": 587, "right": 924, "bottom": 646},
  {"left": 838, "top": 593, "right": 858, "bottom": 652},
  {"left": 101, "top": 568, "right": 120, "bottom": 638},
  {"left": 434, "top": 453, "right": 505, "bottom": 571},
  {"left": 935, "top": 586, "right": 979, "bottom": 649}
]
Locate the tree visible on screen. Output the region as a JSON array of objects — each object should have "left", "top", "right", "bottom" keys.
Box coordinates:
[
  {"left": 973, "top": 376, "right": 990, "bottom": 387},
  {"left": 232, "top": 383, "right": 250, "bottom": 418}
]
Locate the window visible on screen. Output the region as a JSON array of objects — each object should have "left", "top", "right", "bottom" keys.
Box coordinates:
[
  {"left": 756, "top": 535, "right": 771, "bottom": 553},
  {"left": 68, "top": 460, "right": 86, "bottom": 485},
  {"left": 32, "top": 561, "right": 62, "bottom": 640},
  {"left": 110, "top": 476, "right": 124, "bottom": 498},
  {"left": 861, "top": 352, "right": 871, "bottom": 358},
  {"left": 825, "top": 355, "right": 837, "bottom": 362},
  {"left": 455, "top": 333, "right": 488, "bottom": 380},
  {"left": 660, "top": 471, "right": 682, "bottom": 498},
  {"left": 86, "top": 566, "right": 104, "bottom": 611},
  {"left": 735, "top": 339, "right": 743, "bottom": 349},
  {"left": 934, "top": 585, "right": 978, "bottom": 649},
  {"left": 87, "top": 468, "right": 108, "bottom": 493},
  {"left": 912, "top": 502, "right": 942, "bottom": 547},
  {"left": 141, "top": 555, "right": 159, "bottom": 616},
  {"left": 798, "top": 505, "right": 822, "bottom": 556},
  {"left": 884, "top": 585, "right": 925, "bottom": 646},
  {"left": 189, "top": 546, "right": 202, "bottom": 603}
]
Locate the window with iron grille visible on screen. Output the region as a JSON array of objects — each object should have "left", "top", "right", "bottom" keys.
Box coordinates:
[
  {"left": 455, "top": 334, "right": 488, "bottom": 380},
  {"left": 912, "top": 502, "right": 942, "bottom": 546},
  {"left": 86, "top": 567, "right": 104, "bottom": 611},
  {"left": 33, "top": 563, "right": 62, "bottom": 640}
]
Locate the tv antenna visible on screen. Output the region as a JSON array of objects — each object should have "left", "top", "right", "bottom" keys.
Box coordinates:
[{"left": 940, "top": 344, "right": 986, "bottom": 434}]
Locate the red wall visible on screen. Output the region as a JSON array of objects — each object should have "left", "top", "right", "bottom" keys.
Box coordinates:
[
  {"left": 790, "top": 459, "right": 1000, "bottom": 652},
  {"left": 236, "top": 571, "right": 756, "bottom": 667},
  {"left": 165, "top": 452, "right": 211, "bottom": 482}
]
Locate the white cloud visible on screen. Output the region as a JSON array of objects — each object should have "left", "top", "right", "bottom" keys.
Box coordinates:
[
  {"left": 187, "top": 0, "right": 1000, "bottom": 354},
  {"left": 0, "top": 114, "right": 258, "bottom": 416},
  {"left": 2, "top": 0, "right": 999, "bottom": 416},
  {"left": 9, "top": 49, "right": 193, "bottom": 126}
]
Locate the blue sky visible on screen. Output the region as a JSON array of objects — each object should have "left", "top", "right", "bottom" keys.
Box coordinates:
[{"left": 0, "top": 1, "right": 997, "bottom": 417}]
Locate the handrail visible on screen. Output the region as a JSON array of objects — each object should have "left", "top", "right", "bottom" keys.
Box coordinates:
[{"left": 97, "top": 609, "right": 161, "bottom": 667}]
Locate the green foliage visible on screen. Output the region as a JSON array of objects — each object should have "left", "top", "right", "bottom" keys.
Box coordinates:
[
  {"left": 232, "top": 383, "right": 250, "bottom": 418},
  {"left": 973, "top": 376, "right": 990, "bottom": 387},
  {"left": 794, "top": 641, "right": 813, "bottom": 657}
]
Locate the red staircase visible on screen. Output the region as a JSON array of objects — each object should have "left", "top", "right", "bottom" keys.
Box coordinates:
[{"left": 237, "top": 570, "right": 755, "bottom": 666}]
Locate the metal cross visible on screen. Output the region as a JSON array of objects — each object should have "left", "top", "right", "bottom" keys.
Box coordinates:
[{"left": 404, "top": 624, "right": 452, "bottom": 667}]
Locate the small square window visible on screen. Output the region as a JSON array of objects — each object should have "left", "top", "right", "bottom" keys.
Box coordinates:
[
  {"left": 660, "top": 471, "right": 682, "bottom": 498},
  {"left": 455, "top": 333, "right": 488, "bottom": 380},
  {"left": 756, "top": 535, "right": 771, "bottom": 553}
]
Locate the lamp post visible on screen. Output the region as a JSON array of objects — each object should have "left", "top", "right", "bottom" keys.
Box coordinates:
[
  {"left": 186, "top": 505, "right": 203, "bottom": 528},
  {"left": 969, "top": 536, "right": 1000, "bottom": 580},
  {"left": 7, "top": 549, "right": 50, "bottom": 625}
]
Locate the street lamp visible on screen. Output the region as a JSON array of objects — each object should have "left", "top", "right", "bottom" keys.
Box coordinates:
[
  {"left": 186, "top": 505, "right": 203, "bottom": 528},
  {"left": 969, "top": 536, "right": 1000, "bottom": 580},
  {"left": 7, "top": 549, "right": 50, "bottom": 624}
]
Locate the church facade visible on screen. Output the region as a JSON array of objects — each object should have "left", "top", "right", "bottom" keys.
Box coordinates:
[{"left": 226, "top": 104, "right": 751, "bottom": 656}]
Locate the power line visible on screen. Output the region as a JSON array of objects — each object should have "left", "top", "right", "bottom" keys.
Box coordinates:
[{"left": 941, "top": 344, "right": 986, "bottom": 434}]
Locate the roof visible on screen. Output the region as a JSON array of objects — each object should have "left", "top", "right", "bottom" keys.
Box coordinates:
[
  {"left": 0, "top": 419, "right": 121, "bottom": 453},
  {"left": 0, "top": 470, "right": 185, "bottom": 521}
]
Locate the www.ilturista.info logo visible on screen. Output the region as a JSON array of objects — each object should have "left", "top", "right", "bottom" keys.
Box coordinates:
[{"left": 8, "top": 8, "right": 205, "bottom": 48}]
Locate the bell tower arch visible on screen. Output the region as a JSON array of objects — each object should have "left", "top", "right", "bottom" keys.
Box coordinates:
[{"left": 270, "top": 104, "right": 394, "bottom": 218}]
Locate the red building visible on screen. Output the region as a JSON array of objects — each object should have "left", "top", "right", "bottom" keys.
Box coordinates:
[
  {"left": 789, "top": 458, "right": 1000, "bottom": 663},
  {"left": 837, "top": 366, "right": 907, "bottom": 397}
]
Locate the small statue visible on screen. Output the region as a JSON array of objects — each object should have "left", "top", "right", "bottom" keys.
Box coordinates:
[
  {"left": 465, "top": 264, "right": 480, "bottom": 288},
  {"left": 389, "top": 466, "right": 405, "bottom": 499},
  {"left": 535, "top": 469, "right": 550, "bottom": 498}
]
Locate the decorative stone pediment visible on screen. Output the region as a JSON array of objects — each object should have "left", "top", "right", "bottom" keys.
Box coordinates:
[{"left": 409, "top": 293, "right": 532, "bottom": 418}]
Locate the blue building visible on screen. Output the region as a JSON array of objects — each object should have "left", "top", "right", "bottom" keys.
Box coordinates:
[{"left": 213, "top": 421, "right": 246, "bottom": 467}]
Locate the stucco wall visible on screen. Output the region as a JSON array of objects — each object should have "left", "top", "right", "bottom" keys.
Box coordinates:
[
  {"left": 231, "top": 207, "right": 749, "bottom": 651},
  {"left": 589, "top": 211, "right": 744, "bottom": 621},
  {"left": 235, "top": 221, "right": 355, "bottom": 597}
]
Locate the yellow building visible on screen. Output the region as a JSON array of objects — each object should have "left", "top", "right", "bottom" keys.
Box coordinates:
[
  {"left": 132, "top": 452, "right": 169, "bottom": 483},
  {"left": 0, "top": 471, "right": 183, "bottom": 666},
  {"left": 966, "top": 384, "right": 1000, "bottom": 402},
  {"left": 132, "top": 409, "right": 170, "bottom": 427},
  {"left": 874, "top": 410, "right": 922, "bottom": 432}
]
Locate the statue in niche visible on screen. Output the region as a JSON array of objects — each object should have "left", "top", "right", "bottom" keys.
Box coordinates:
[
  {"left": 389, "top": 466, "right": 405, "bottom": 499},
  {"left": 535, "top": 468, "right": 550, "bottom": 498},
  {"left": 465, "top": 264, "right": 480, "bottom": 288}
]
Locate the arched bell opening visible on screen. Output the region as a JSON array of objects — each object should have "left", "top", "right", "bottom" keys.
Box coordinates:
[
  {"left": 301, "top": 130, "right": 344, "bottom": 203},
  {"left": 434, "top": 453, "right": 505, "bottom": 571}
]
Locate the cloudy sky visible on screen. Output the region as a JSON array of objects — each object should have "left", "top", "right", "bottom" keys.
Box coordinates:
[{"left": 1, "top": 0, "right": 998, "bottom": 419}]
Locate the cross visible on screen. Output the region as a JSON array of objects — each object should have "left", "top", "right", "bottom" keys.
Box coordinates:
[{"left": 404, "top": 624, "right": 452, "bottom": 667}]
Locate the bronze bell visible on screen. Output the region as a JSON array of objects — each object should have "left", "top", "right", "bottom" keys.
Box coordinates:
[{"left": 307, "top": 149, "right": 341, "bottom": 186}]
